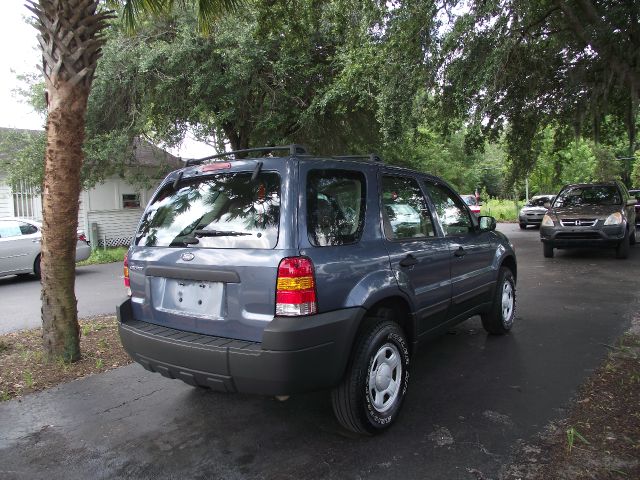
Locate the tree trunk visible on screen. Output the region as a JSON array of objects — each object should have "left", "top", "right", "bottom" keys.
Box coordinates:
[
  {"left": 41, "top": 81, "right": 89, "bottom": 362},
  {"left": 27, "top": 0, "right": 112, "bottom": 362}
]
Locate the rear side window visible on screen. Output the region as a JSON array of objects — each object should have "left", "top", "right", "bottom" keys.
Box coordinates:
[
  {"left": 307, "top": 169, "right": 366, "bottom": 246},
  {"left": 135, "top": 172, "right": 280, "bottom": 249}
]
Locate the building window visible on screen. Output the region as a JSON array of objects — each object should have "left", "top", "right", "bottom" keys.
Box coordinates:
[
  {"left": 12, "top": 180, "right": 41, "bottom": 219},
  {"left": 122, "top": 194, "right": 141, "bottom": 209}
]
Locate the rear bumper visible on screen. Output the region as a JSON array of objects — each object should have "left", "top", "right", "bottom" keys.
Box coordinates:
[
  {"left": 75, "top": 243, "right": 91, "bottom": 262},
  {"left": 117, "top": 299, "right": 364, "bottom": 395}
]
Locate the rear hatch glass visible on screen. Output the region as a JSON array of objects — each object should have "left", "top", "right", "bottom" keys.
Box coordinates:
[{"left": 135, "top": 171, "right": 280, "bottom": 249}]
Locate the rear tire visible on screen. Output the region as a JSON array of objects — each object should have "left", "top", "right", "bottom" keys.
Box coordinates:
[
  {"left": 543, "top": 243, "right": 554, "bottom": 258},
  {"left": 481, "top": 267, "right": 516, "bottom": 335},
  {"left": 616, "top": 230, "right": 630, "bottom": 259},
  {"left": 34, "top": 255, "right": 41, "bottom": 279},
  {"left": 331, "top": 313, "right": 410, "bottom": 435}
]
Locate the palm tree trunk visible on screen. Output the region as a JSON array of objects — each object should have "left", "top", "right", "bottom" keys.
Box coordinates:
[
  {"left": 40, "top": 82, "right": 88, "bottom": 362},
  {"left": 27, "top": 0, "right": 112, "bottom": 362}
]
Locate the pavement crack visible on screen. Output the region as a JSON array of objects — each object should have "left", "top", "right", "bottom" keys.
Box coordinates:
[{"left": 100, "top": 388, "right": 163, "bottom": 414}]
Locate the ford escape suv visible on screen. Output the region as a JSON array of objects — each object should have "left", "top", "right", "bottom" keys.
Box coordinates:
[{"left": 117, "top": 145, "right": 517, "bottom": 434}]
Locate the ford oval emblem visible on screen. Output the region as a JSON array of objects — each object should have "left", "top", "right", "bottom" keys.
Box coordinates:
[{"left": 181, "top": 252, "right": 195, "bottom": 262}]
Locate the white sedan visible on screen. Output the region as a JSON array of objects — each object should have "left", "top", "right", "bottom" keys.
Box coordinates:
[{"left": 0, "top": 217, "right": 91, "bottom": 279}]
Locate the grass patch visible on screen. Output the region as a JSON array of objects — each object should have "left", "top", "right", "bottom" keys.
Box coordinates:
[
  {"left": 0, "top": 316, "right": 131, "bottom": 402},
  {"left": 480, "top": 198, "right": 524, "bottom": 222},
  {"left": 77, "top": 247, "right": 128, "bottom": 266}
]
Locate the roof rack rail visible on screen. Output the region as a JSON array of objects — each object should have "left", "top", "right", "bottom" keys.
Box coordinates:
[
  {"left": 185, "top": 144, "right": 308, "bottom": 166},
  {"left": 332, "top": 153, "right": 383, "bottom": 163}
]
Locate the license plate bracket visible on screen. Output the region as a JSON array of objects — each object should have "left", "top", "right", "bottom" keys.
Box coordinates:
[{"left": 152, "top": 278, "right": 224, "bottom": 319}]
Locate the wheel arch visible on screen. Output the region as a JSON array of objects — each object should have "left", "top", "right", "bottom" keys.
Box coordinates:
[
  {"left": 358, "top": 295, "right": 416, "bottom": 351},
  {"left": 500, "top": 254, "right": 517, "bottom": 283}
]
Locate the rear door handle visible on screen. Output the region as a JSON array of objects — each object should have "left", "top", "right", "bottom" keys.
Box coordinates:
[
  {"left": 454, "top": 246, "right": 466, "bottom": 257},
  {"left": 399, "top": 254, "right": 419, "bottom": 267}
]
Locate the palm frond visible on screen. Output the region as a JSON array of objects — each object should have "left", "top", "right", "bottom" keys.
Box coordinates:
[{"left": 108, "top": 0, "right": 242, "bottom": 33}]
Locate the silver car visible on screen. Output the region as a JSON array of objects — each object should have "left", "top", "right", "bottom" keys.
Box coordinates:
[
  {"left": 519, "top": 194, "right": 556, "bottom": 229},
  {"left": 0, "top": 217, "right": 91, "bottom": 278}
]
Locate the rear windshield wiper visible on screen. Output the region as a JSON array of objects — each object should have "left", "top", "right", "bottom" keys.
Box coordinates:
[
  {"left": 193, "top": 229, "right": 252, "bottom": 237},
  {"left": 169, "top": 236, "right": 200, "bottom": 247}
]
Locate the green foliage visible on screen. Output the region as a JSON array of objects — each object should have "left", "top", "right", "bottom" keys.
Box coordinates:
[
  {"left": 441, "top": 0, "right": 640, "bottom": 186},
  {"left": 566, "top": 426, "right": 590, "bottom": 453},
  {"left": 632, "top": 154, "right": 640, "bottom": 187},
  {"left": 0, "top": 129, "right": 45, "bottom": 191},
  {"left": 77, "top": 247, "right": 129, "bottom": 266},
  {"left": 480, "top": 198, "right": 522, "bottom": 222},
  {"left": 9, "top": 0, "right": 639, "bottom": 197}
]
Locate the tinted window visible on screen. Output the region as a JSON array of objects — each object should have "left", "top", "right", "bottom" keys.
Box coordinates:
[
  {"left": 526, "top": 196, "right": 552, "bottom": 207},
  {"left": 554, "top": 186, "right": 621, "bottom": 207},
  {"left": 381, "top": 176, "right": 435, "bottom": 240},
  {"left": 307, "top": 170, "right": 366, "bottom": 246},
  {"left": 423, "top": 183, "right": 472, "bottom": 236},
  {"left": 461, "top": 195, "right": 477, "bottom": 206},
  {"left": 135, "top": 172, "right": 280, "bottom": 249},
  {"left": 19, "top": 222, "right": 38, "bottom": 235}
]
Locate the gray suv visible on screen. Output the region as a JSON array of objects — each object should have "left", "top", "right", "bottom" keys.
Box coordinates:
[
  {"left": 540, "top": 181, "right": 637, "bottom": 259},
  {"left": 117, "top": 145, "right": 517, "bottom": 434}
]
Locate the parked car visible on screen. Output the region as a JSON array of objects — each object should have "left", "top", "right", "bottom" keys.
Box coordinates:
[
  {"left": 518, "top": 194, "right": 556, "bottom": 229},
  {"left": 461, "top": 194, "right": 481, "bottom": 215},
  {"left": 629, "top": 189, "right": 640, "bottom": 226},
  {"left": 0, "top": 217, "right": 91, "bottom": 278},
  {"left": 540, "top": 181, "right": 636, "bottom": 259},
  {"left": 117, "top": 145, "right": 517, "bottom": 434}
]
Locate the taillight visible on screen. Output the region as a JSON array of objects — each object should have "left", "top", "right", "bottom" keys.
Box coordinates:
[
  {"left": 123, "top": 253, "right": 130, "bottom": 289},
  {"left": 77, "top": 233, "right": 87, "bottom": 242},
  {"left": 276, "top": 257, "right": 317, "bottom": 316}
]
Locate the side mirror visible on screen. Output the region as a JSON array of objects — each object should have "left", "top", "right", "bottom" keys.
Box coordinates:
[
  {"left": 626, "top": 198, "right": 637, "bottom": 206},
  {"left": 543, "top": 202, "right": 551, "bottom": 209},
  {"left": 478, "top": 215, "right": 496, "bottom": 232}
]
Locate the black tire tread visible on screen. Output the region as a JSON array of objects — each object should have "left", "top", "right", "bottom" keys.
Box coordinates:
[
  {"left": 34, "top": 255, "right": 41, "bottom": 279},
  {"left": 616, "top": 230, "right": 630, "bottom": 259},
  {"left": 481, "top": 267, "right": 516, "bottom": 335},
  {"left": 331, "top": 309, "right": 397, "bottom": 435}
]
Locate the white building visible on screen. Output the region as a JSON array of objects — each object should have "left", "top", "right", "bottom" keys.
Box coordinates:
[{"left": 0, "top": 129, "right": 181, "bottom": 247}]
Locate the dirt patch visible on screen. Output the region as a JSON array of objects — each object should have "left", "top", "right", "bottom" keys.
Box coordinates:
[
  {"left": 0, "top": 316, "right": 131, "bottom": 401},
  {"left": 503, "top": 323, "right": 640, "bottom": 479}
]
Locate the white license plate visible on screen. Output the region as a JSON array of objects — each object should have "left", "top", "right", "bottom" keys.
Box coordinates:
[{"left": 153, "top": 278, "right": 223, "bottom": 319}]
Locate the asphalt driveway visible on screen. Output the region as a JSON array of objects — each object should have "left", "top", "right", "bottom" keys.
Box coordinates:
[
  {"left": 0, "top": 224, "right": 638, "bottom": 479},
  {"left": 0, "top": 262, "right": 126, "bottom": 334}
]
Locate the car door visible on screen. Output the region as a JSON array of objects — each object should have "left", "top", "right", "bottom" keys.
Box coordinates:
[
  {"left": 0, "top": 220, "right": 40, "bottom": 274},
  {"left": 380, "top": 173, "right": 452, "bottom": 336},
  {"left": 422, "top": 181, "right": 495, "bottom": 319}
]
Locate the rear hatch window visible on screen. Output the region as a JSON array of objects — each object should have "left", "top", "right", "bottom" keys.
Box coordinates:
[{"left": 135, "top": 172, "right": 280, "bottom": 249}]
